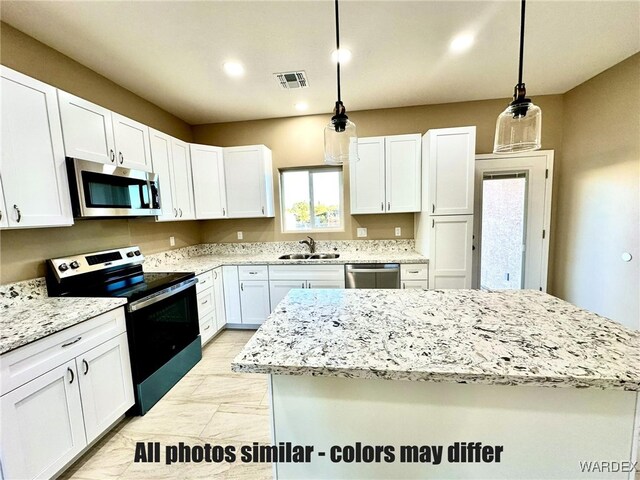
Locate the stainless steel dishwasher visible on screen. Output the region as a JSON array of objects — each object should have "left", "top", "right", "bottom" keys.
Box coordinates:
[{"left": 344, "top": 263, "right": 400, "bottom": 288}]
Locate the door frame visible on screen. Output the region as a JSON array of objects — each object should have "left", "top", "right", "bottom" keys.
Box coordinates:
[{"left": 473, "top": 150, "right": 554, "bottom": 291}]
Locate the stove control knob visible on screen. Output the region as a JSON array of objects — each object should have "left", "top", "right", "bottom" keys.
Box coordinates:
[
  {"left": 126, "top": 252, "right": 135, "bottom": 258},
  {"left": 58, "top": 263, "right": 69, "bottom": 272},
  {"left": 134, "top": 250, "right": 141, "bottom": 256},
  {"left": 69, "top": 261, "right": 80, "bottom": 269}
]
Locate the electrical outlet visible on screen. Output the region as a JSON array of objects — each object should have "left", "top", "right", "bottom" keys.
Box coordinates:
[
  {"left": 395, "top": 227, "right": 401, "bottom": 237},
  {"left": 357, "top": 227, "right": 367, "bottom": 238},
  {"left": 237, "top": 231, "right": 243, "bottom": 240},
  {"left": 169, "top": 236, "right": 175, "bottom": 247}
]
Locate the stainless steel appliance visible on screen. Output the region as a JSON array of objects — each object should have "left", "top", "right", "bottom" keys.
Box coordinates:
[
  {"left": 46, "top": 246, "right": 200, "bottom": 415},
  {"left": 345, "top": 263, "right": 400, "bottom": 289},
  {"left": 66, "top": 158, "right": 161, "bottom": 218}
]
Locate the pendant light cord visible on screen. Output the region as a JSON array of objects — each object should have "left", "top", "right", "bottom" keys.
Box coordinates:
[
  {"left": 518, "top": 0, "right": 526, "bottom": 86},
  {"left": 335, "top": 0, "right": 342, "bottom": 103}
]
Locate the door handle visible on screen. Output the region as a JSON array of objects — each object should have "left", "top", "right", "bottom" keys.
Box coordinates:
[
  {"left": 110, "top": 149, "right": 115, "bottom": 163},
  {"left": 432, "top": 204, "right": 435, "bottom": 213},
  {"left": 222, "top": 208, "right": 226, "bottom": 217},
  {"left": 261, "top": 206, "right": 265, "bottom": 215},
  {"left": 61, "top": 336, "right": 82, "bottom": 347},
  {"left": 82, "top": 359, "right": 89, "bottom": 375},
  {"left": 388, "top": 202, "right": 391, "bottom": 211},
  {"left": 301, "top": 282, "right": 305, "bottom": 288},
  {"left": 67, "top": 367, "right": 75, "bottom": 384},
  {"left": 173, "top": 208, "right": 178, "bottom": 217},
  {"left": 308, "top": 282, "right": 312, "bottom": 288},
  {"left": 179, "top": 208, "right": 183, "bottom": 217},
  {"left": 0, "top": 209, "right": 3, "bottom": 222},
  {"left": 119, "top": 152, "right": 124, "bottom": 164},
  {"left": 240, "top": 283, "right": 244, "bottom": 291},
  {"left": 13, "top": 205, "right": 21, "bottom": 223},
  {"left": 381, "top": 202, "right": 384, "bottom": 211}
]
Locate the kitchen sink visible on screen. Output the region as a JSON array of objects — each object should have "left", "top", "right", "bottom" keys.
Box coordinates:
[
  {"left": 309, "top": 253, "right": 340, "bottom": 259},
  {"left": 278, "top": 254, "right": 312, "bottom": 260}
]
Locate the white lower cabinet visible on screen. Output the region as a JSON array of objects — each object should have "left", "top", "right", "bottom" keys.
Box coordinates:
[
  {"left": 195, "top": 270, "right": 225, "bottom": 345},
  {"left": 428, "top": 215, "right": 474, "bottom": 289},
  {"left": 0, "top": 308, "right": 134, "bottom": 480},
  {"left": 239, "top": 281, "right": 271, "bottom": 324},
  {"left": 268, "top": 265, "right": 345, "bottom": 311},
  {"left": 400, "top": 263, "right": 429, "bottom": 289},
  {"left": 402, "top": 280, "right": 427, "bottom": 289},
  {"left": 212, "top": 268, "right": 226, "bottom": 331},
  {"left": 269, "top": 280, "right": 306, "bottom": 311}
]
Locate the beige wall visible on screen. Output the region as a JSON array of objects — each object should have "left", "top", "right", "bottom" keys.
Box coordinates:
[
  {"left": 0, "top": 22, "right": 201, "bottom": 283},
  {"left": 553, "top": 53, "right": 640, "bottom": 329},
  {"left": 193, "top": 95, "right": 565, "bottom": 247}
]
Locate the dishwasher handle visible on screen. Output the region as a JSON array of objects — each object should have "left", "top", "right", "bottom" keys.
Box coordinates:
[
  {"left": 345, "top": 264, "right": 400, "bottom": 273},
  {"left": 346, "top": 267, "right": 400, "bottom": 273}
]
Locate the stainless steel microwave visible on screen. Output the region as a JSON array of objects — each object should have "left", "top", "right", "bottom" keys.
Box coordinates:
[{"left": 67, "top": 158, "right": 161, "bottom": 218}]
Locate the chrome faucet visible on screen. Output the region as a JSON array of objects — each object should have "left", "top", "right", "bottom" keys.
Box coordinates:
[{"left": 299, "top": 236, "right": 316, "bottom": 254}]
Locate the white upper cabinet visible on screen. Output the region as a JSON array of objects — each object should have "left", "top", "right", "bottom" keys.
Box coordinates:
[
  {"left": 223, "top": 145, "right": 274, "bottom": 218},
  {"left": 1, "top": 67, "right": 73, "bottom": 229},
  {"left": 57, "top": 90, "right": 115, "bottom": 165},
  {"left": 351, "top": 134, "right": 421, "bottom": 214},
  {"left": 350, "top": 137, "right": 386, "bottom": 214},
  {"left": 58, "top": 91, "right": 152, "bottom": 172},
  {"left": 150, "top": 130, "right": 195, "bottom": 222},
  {"left": 171, "top": 139, "right": 195, "bottom": 220},
  {"left": 423, "top": 126, "right": 476, "bottom": 215},
  {"left": 149, "top": 129, "right": 176, "bottom": 220},
  {"left": 111, "top": 113, "right": 152, "bottom": 171},
  {"left": 190, "top": 144, "right": 227, "bottom": 219}
]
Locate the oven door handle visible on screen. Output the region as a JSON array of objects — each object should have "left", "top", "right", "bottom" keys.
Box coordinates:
[{"left": 127, "top": 277, "right": 197, "bottom": 313}]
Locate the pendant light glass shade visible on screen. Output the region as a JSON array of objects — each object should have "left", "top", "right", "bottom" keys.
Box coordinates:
[
  {"left": 494, "top": 98, "right": 542, "bottom": 153},
  {"left": 324, "top": 101, "right": 357, "bottom": 165}
]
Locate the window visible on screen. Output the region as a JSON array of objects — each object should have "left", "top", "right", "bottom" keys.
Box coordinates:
[{"left": 280, "top": 167, "right": 343, "bottom": 232}]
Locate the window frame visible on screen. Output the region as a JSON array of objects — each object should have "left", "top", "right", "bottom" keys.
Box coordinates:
[{"left": 279, "top": 166, "right": 345, "bottom": 234}]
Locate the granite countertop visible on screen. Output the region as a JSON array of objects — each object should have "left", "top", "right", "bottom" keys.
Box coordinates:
[
  {"left": 145, "top": 251, "right": 428, "bottom": 275},
  {"left": 232, "top": 289, "right": 640, "bottom": 391},
  {"left": 0, "top": 297, "right": 128, "bottom": 355}
]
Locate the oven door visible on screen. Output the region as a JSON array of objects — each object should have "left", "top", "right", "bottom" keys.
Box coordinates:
[
  {"left": 126, "top": 279, "right": 199, "bottom": 384},
  {"left": 69, "top": 158, "right": 161, "bottom": 217}
]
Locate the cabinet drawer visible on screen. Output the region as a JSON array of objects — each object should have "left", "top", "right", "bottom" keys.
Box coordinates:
[
  {"left": 196, "top": 271, "right": 214, "bottom": 293},
  {"left": 197, "top": 288, "right": 215, "bottom": 317},
  {"left": 402, "top": 279, "right": 428, "bottom": 289},
  {"left": 238, "top": 265, "right": 269, "bottom": 281},
  {"left": 1, "top": 307, "right": 126, "bottom": 395},
  {"left": 199, "top": 312, "right": 215, "bottom": 345},
  {"left": 401, "top": 264, "right": 428, "bottom": 280}
]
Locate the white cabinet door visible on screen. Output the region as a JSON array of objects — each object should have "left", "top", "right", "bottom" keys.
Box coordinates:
[
  {"left": 57, "top": 90, "right": 116, "bottom": 165},
  {"left": 112, "top": 113, "right": 152, "bottom": 172},
  {"left": 239, "top": 280, "right": 271, "bottom": 324},
  {"left": 0, "top": 176, "right": 9, "bottom": 228},
  {"left": 199, "top": 311, "right": 216, "bottom": 345},
  {"left": 1, "top": 67, "right": 73, "bottom": 228},
  {"left": 190, "top": 144, "right": 227, "bottom": 219},
  {"left": 223, "top": 145, "right": 274, "bottom": 218},
  {"left": 212, "top": 268, "right": 227, "bottom": 331},
  {"left": 429, "top": 215, "right": 474, "bottom": 289},
  {"left": 305, "top": 279, "right": 345, "bottom": 289},
  {"left": 402, "top": 280, "right": 428, "bottom": 289},
  {"left": 0, "top": 360, "right": 86, "bottom": 480},
  {"left": 222, "top": 266, "right": 242, "bottom": 324},
  {"left": 270, "top": 280, "right": 305, "bottom": 311},
  {"left": 350, "top": 137, "right": 386, "bottom": 214},
  {"left": 171, "top": 138, "right": 195, "bottom": 220},
  {"left": 149, "top": 129, "right": 177, "bottom": 221},
  {"left": 77, "top": 333, "right": 134, "bottom": 444},
  {"left": 425, "top": 127, "right": 476, "bottom": 215},
  {"left": 385, "top": 134, "right": 421, "bottom": 213}
]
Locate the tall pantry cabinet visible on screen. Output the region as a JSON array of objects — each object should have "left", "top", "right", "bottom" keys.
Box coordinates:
[{"left": 415, "top": 127, "right": 476, "bottom": 289}]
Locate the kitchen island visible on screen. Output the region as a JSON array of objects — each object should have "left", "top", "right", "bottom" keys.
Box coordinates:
[{"left": 233, "top": 289, "right": 640, "bottom": 479}]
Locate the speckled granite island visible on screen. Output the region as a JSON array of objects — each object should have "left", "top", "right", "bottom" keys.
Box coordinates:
[{"left": 233, "top": 289, "right": 640, "bottom": 480}]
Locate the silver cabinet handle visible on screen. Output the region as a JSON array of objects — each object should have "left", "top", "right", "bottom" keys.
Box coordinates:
[
  {"left": 110, "top": 149, "right": 115, "bottom": 163},
  {"left": 119, "top": 152, "right": 124, "bottom": 164},
  {"left": 388, "top": 202, "right": 391, "bottom": 210},
  {"left": 204, "top": 324, "right": 211, "bottom": 330},
  {"left": 13, "top": 205, "right": 21, "bottom": 223},
  {"left": 214, "top": 271, "right": 218, "bottom": 279},
  {"left": 432, "top": 219, "right": 435, "bottom": 228},
  {"left": 173, "top": 208, "right": 178, "bottom": 217},
  {"left": 62, "top": 336, "right": 82, "bottom": 348},
  {"left": 381, "top": 202, "right": 384, "bottom": 211},
  {"left": 301, "top": 282, "right": 305, "bottom": 288},
  {"left": 248, "top": 271, "right": 258, "bottom": 275},
  {"left": 0, "top": 209, "right": 3, "bottom": 221},
  {"left": 408, "top": 270, "right": 419, "bottom": 274},
  {"left": 179, "top": 208, "right": 183, "bottom": 217},
  {"left": 261, "top": 206, "right": 265, "bottom": 215},
  {"left": 432, "top": 204, "right": 435, "bottom": 213},
  {"left": 240, "top": 283, "right": 244, "bottom": 291},
  {"left": 222, "top": 208, "right": 226, "bottom": 217},
  {"left": 308, "top": 282, "right": 312, "bottom": 288},
  {"left": 82, "top": 359, "right": 89, "bottom": 375},
  {"left": 67, "top": 367, "right": 75, "bottom": 384},
  {"left": 403, "top": 283, "right": 406, "bottom": 289},
  {"left": 202, "top": 299, "right": 208, "bottom": 304}
]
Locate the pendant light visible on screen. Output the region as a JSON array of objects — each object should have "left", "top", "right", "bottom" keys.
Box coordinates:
[
  {"left": 493, "top": 0, "right": 542, "bottom": 154},
  {"left": 324, "top": 0, "right": 357, "bottom": 165}
]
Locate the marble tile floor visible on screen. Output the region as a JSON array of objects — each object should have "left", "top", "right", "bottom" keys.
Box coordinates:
[{"left": 59, "top": 329, "right": 272, "bottom": 480}]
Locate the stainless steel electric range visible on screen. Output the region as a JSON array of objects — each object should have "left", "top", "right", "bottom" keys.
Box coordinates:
[{"left": 46, "top": 246, "right": 201, "bottom": 415}]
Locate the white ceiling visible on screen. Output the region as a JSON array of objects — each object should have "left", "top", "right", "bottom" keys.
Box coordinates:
[{"left": 2, "top": 1, "right": 638, "bottom": 125}]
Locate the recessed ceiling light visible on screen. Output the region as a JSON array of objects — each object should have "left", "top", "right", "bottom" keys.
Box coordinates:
[
  {"left": 295, "top": 102, "right": 309, "bottom": 111},
  {"left": 223, "top": 61, "right": 244, "bottom": 77},
  {"left": 449, "top": 34, "right": 475, "bottom": 53},
  {"left": 331, "top": 48, "right": 352, "bottom": 64}
]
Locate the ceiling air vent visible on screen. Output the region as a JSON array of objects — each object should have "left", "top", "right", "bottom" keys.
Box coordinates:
[{"left": 274, "top": 71, "right": 309, "bottom": 90}]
